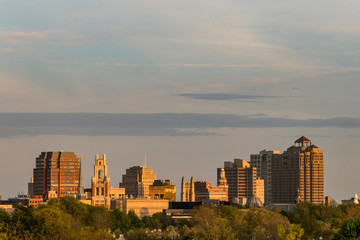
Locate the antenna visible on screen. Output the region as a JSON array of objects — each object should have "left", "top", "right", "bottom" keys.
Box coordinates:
[{"left": 144, "top": 153, "right": 147, "bottom": 168}]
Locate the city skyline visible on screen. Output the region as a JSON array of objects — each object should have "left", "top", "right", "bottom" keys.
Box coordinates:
[{"left": 0, "top": 0, "right": 360, "bottom": 203}]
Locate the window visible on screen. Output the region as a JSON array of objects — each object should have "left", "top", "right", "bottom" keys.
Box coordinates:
[
  {"left": 102, "top": 187, "right": 104, "bottom": 195},
  {"left": 96, "top": 187, "right": 99, "bottom": 196},
  {"left": 98, "top": 170, "right": 103, "bottom": 179}
]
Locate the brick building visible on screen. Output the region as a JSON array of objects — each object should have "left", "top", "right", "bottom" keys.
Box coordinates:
[{"left": 33, "top": 151, "right": 80, "bottom": 199}]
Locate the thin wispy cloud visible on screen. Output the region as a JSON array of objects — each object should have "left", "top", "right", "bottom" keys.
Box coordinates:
[
  {"left": 0, "top": 113, "right": 359, "bottom": 137},
  {"left": 0, "top": 31, "right": 88, "bottom": 46},
  {"left": 177, "top": 93, "right": 279, "bottom": 101},
  {"left": 0, "top": 31, "right": 46, "bottom": 43}
]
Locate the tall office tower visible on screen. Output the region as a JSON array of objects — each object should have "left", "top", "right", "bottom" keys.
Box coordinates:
[
  {"left": 219, "top": 159, "right": 262, "bottom": 202},
  {"left": 271, "top": 136, "right": 324, "bottom": 204},
  {"left": 119, "top": 166, "right": 156, "bottom": 198},
  {"left": 250, "top": 150, "right": 281, "bottom": 204},
  {"left": 181, "top": 176, "right": 195, "bottom": 202},
  {"left": 91, "top": 154, "right": 111, "bottom": 208},
  {"left": 33, "top": 151, "right": 80, "bottom": 199}
]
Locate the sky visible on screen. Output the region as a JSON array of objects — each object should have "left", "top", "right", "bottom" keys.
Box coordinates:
[{"left": 0, "top": 0, "right": 360, "bottom": 202}]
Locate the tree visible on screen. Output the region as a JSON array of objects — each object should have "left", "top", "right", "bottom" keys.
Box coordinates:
[
  {"left": 0, "top": 210, "right": 10, "bottom": 224},
  {"left": 292, "top": 202, "right": 322, "bottom": 240},
  {"left": 192, "top": 206, "right": 236, "bottom": 240},
  {"left": 111, "top": 209, "right": 131, "bottom": 233},
  {"left": 87, "top": 206, "right": 111, "bottom": 230},
  {"left": 334, "top": 217, "right": 360, "bottom": 240},
  {"left": 128, "top": 210, "right": 142, "bottom": 228},
  {"left": 277, "top": 224, "right": 304, "bottom": 240},
  {"left": 33, "top": 206, "right": 73, "bottom": 239}
]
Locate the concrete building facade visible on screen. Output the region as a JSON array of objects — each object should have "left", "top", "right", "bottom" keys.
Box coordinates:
[
  {"left": 119, "top": 166, "right": 156, "bottom": 198},
  {"left": 271, "top": 136, "right": 324, "bottom": 204},
  {"left": 110, "top": 198, "right": 169, "bottom": 218},
  {"left": 250, "top": 150, "right": 281, "bottom": 204},
  {"left": 33, "top": 151, "right": 80, "bottom": 199}
]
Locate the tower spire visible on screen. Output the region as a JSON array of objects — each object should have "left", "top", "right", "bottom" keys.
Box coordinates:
[{"left": 78, "top": 157, "right": 84, "bottom": 195}]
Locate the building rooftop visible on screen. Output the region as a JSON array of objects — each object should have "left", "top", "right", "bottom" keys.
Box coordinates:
[{"left": 295, "top": 136, "right": 311, "bottom": 143}]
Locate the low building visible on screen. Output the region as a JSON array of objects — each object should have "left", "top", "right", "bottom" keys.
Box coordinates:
[
  {"left": 195, "top": 168, "right": 228, "bottom": 202},
  {"left": 325, "top": 196, "right": 332, "bottom": 206},
  {"left": 194, "top": 181, "right": 228, "bottom": 202},
  {"left": 149, "top": 179, "right": 176, "bottom": 201},
  {"left": 27, "top": 195, "right": 44, "bottom": 208},
  {"left": 2, "top": 194, "right": 44, "bottom": 208},
  {"left": 342, "top": 193, "right": 359, "bottom": 205},
  {"left": 110, "top": 188, "right": 126, "bottom": 199},
  {"left": 164, "top": 202, "right": 202, "bottom": 220},
  {"left": 266, "top": 204, "right": 295, "bottom": 212},
  {"left": 110, "top": 198, "right": 169, "bottom": 218}
]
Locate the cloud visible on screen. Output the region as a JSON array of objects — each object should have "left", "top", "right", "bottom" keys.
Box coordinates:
[
  {"left": 0, "top": 31, "right": 46, "bottom": 43},
  {"left": 0, "top": 31, "right": 88, "bottom": 45},
  {"left": 0, "top": 113, "right": 359, "bottom": 137},
  {"left": 177, "top": 93, "right": 279, "bottom": 101}
]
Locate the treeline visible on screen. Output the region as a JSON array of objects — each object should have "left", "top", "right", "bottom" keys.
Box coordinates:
[{"left": 1, "top": 198, "right": 360, "bottom": 239}]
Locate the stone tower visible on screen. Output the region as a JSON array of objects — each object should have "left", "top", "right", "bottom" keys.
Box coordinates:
[
  {"left": 218, "top": 168, "right": 227, "bottom": 186},
  {"left": 91, "top": 154, "right": 111, "bottom": 208},
  {"left": 181, "top": 176, "right": 195, "bottom": 202}
]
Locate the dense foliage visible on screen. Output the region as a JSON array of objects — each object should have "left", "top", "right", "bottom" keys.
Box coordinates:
[{"left": 1, "top": 198, "right": 360, "bottom": 239}]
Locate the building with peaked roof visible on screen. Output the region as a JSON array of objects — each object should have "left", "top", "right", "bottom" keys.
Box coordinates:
[{"left": 271, "top": 136, "right": 324, "bottom": 204}]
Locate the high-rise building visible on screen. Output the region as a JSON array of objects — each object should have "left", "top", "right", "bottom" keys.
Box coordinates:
[
  {"left": 181, "top": 177, "right": 195, "bottom": 202},
  {"left": 219, "top": 159, "right": 263, "bottom": 203},
  {"left": 250, "top": 150, "right": 281, "bottom": 204},
  {"left": 33, "top": 151, "right": 80, "bottom": 199},
  {"left": 91, "top": 154, "right": 111, "bottom": 208},
  {"left": 149, "top": 179, "right": 176, "bottom": 201},
  {"left": 271, "top": 136, "right": 324, "bottom": 204},
  {"left": 119, "top": 166, "right": 156, "bottom": 198}
]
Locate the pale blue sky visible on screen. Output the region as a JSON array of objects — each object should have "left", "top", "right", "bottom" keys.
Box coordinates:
[{"left": 0, "top": 0, "right": 359, "bottom": 202}]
